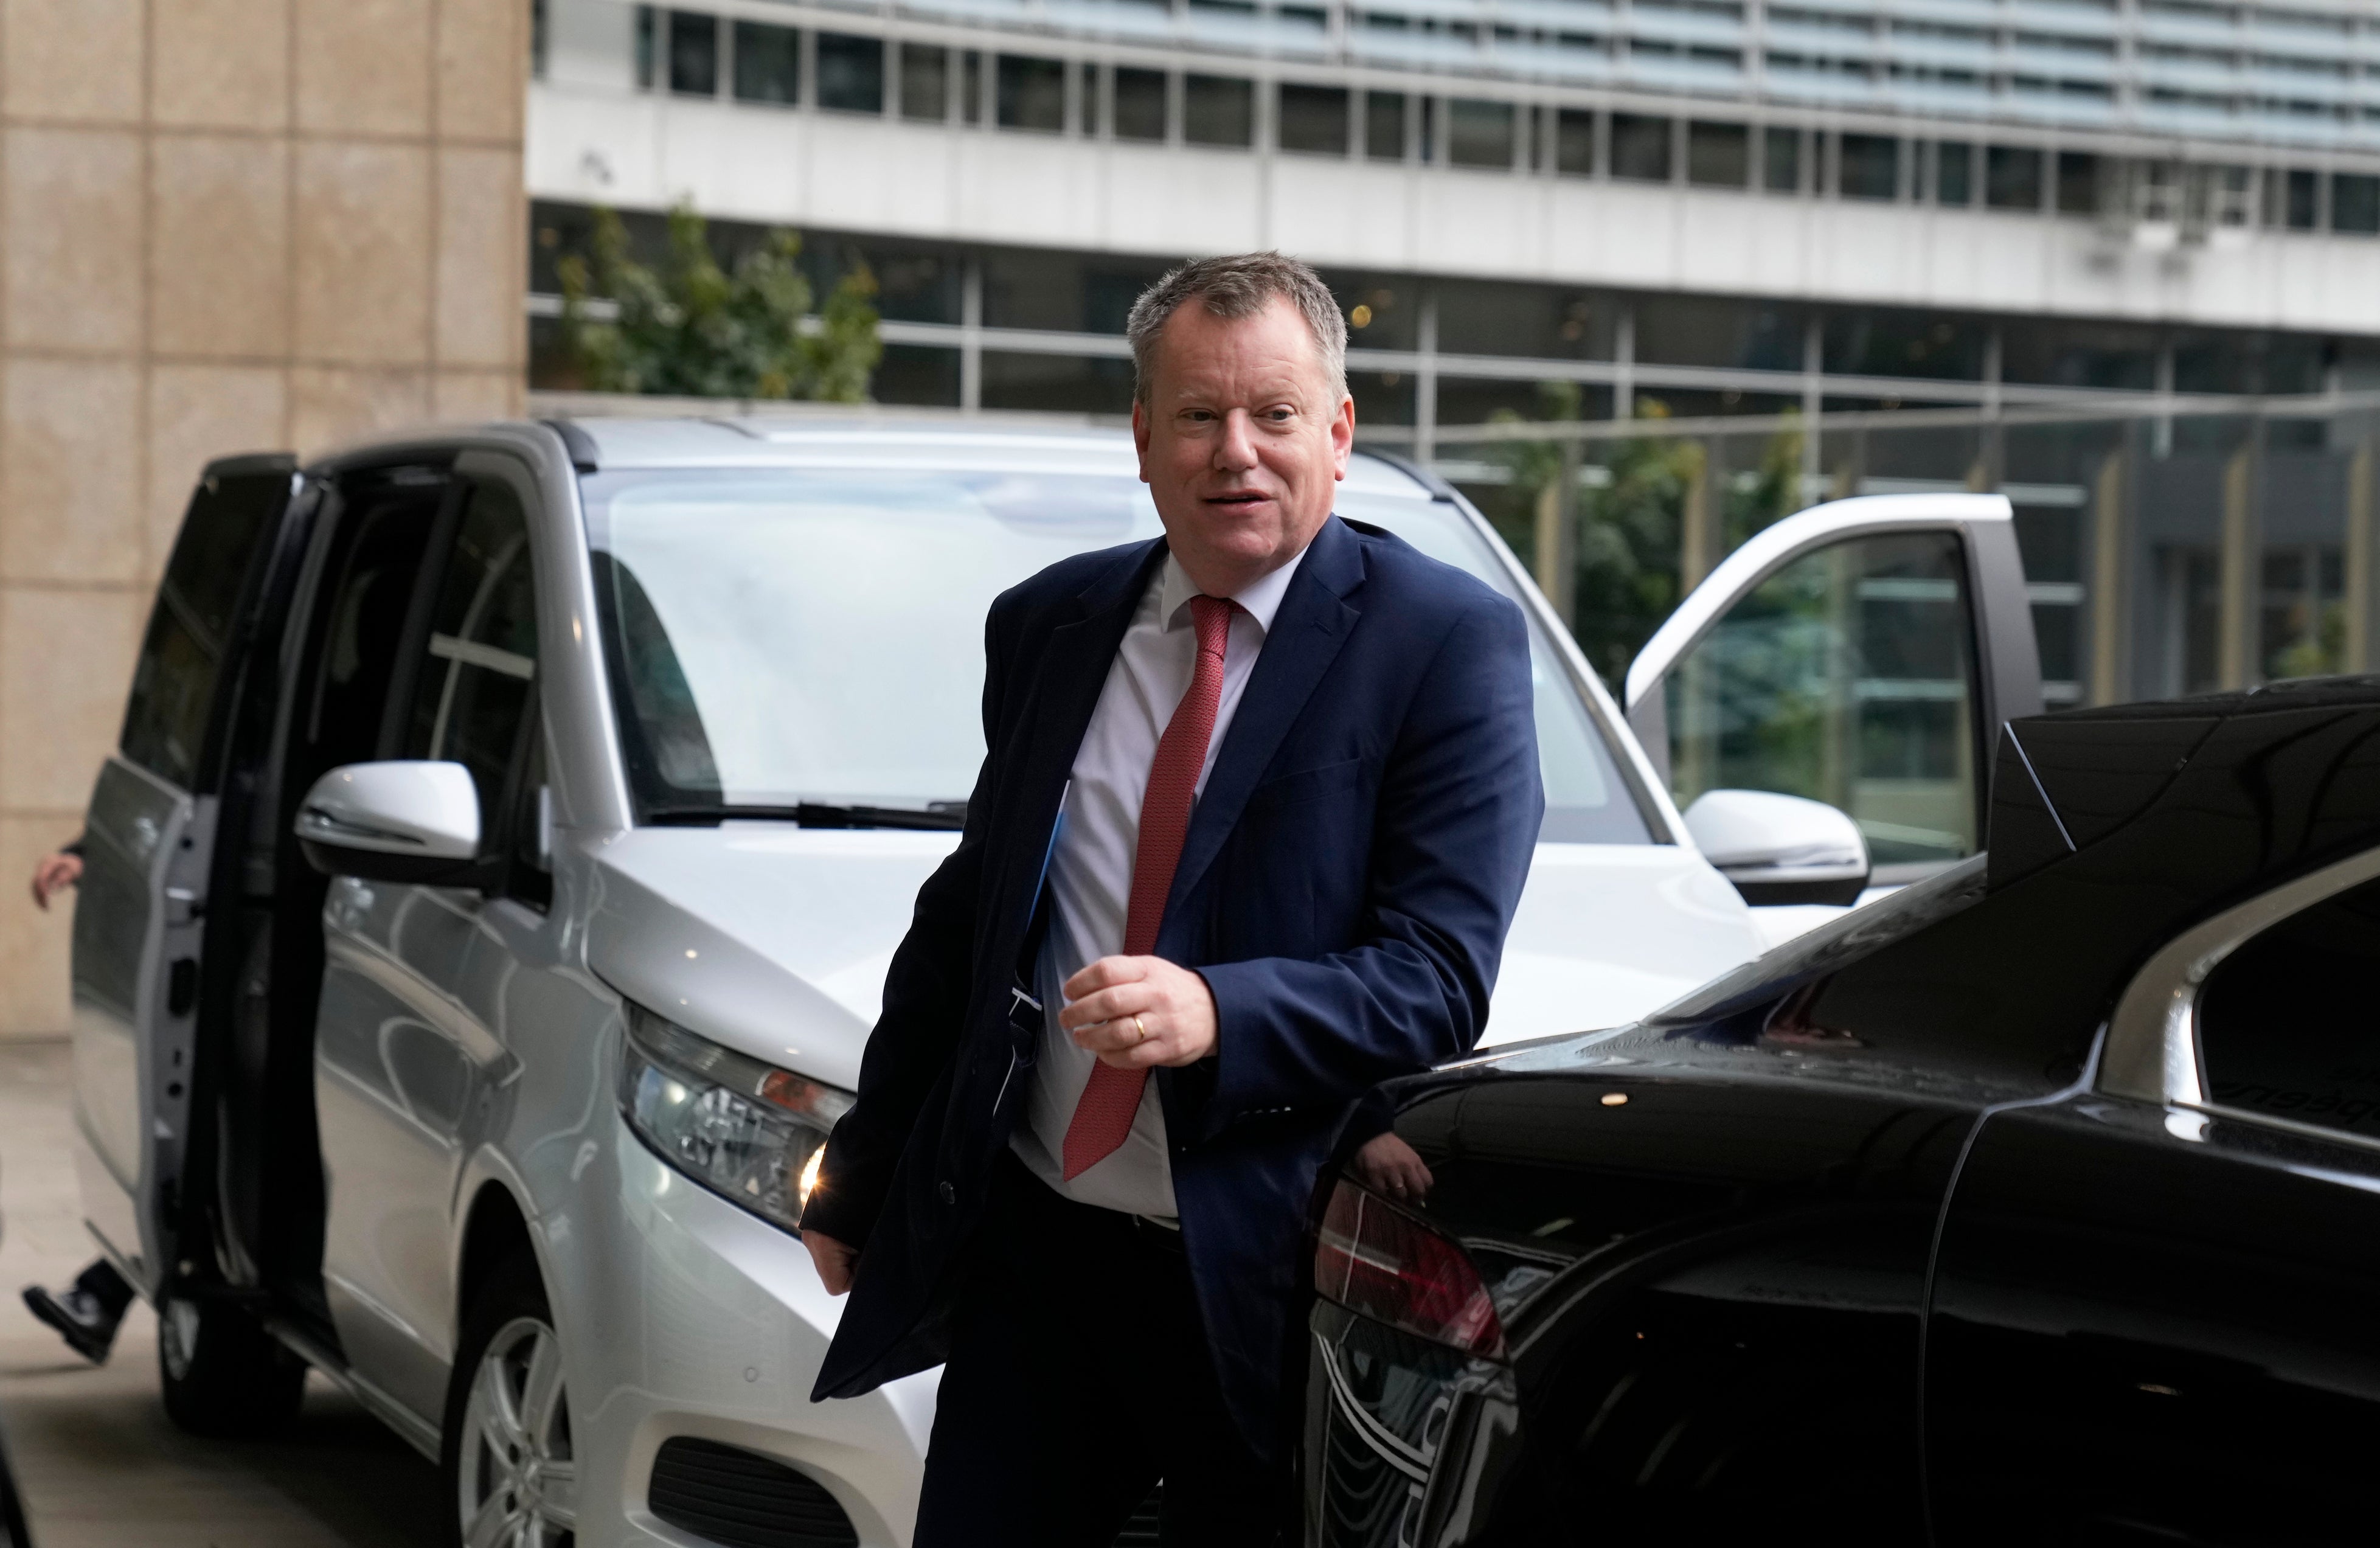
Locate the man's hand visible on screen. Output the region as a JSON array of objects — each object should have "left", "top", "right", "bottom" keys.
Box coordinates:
[
  {"left": 804, "top": 1229, "right": 858, "bottom": 1296},
  {"left": 30, "top": 852, "right": 81, "bottom": 912},
  {"left": 1351, "top": 1131, "right": 1434, "bottom": 1203},
  {"left": 1060, "top": 956, "right": 1218, "bottom": 1069}
]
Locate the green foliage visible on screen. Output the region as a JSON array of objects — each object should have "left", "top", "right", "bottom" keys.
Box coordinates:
[{"left": 557, "top": 204, "right": 883, "bottom": 401}]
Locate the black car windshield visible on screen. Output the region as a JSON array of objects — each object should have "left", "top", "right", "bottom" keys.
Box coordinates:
[{"left": 579, "top": 463, "right": 1653, "bottom": 842}]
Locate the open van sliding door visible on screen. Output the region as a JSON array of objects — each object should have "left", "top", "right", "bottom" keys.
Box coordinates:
[
  {"left": 71, "top": 456, "right": 299, "bottom": 1295},
  {"left": 1625, "top": 493, "right": 2044, "bottom": 901}
]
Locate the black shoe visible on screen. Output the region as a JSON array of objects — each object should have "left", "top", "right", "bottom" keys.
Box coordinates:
[{"left": 23, "top": 1285, "right": 118, "bottom": 1364}]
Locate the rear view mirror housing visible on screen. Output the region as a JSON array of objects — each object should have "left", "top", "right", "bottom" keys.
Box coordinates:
[
  {"left": 1683, "top": 788, "right": 1871, "bottom": 906},
  {"left": 295, "top": 761, "right": 483, "bottom": 884}
]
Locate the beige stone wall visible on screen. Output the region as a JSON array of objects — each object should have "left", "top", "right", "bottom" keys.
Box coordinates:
[{"left": 0, "top": 0, "right": 529, "bottom": 1033}]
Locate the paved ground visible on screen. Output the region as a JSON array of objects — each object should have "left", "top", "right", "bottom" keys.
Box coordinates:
[{"left": 0, "top": 1039, "right": 439, "bottom": 1548}]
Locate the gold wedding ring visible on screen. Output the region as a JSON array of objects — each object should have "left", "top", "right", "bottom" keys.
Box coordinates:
[{"left": 1132, "top": 1015, "right": 1148, "bottom": 1044}]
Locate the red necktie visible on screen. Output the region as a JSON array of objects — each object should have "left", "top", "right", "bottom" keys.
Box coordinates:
[{"left": 1061, "top": 594, "right": 1234, "bottom": 1180}]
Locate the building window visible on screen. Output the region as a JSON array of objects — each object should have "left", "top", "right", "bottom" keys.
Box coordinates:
[
  {"left": 532, "top": 0, "right": 549, "bottom": 78},
  {"left": 817, "top": 33, "right": 884, "bottom": 113},
  {"left": 1986, "top": 145, "right": 2043, "bottom": 210},
  {"left": 1437, "top": 279, "right": 1612, "bottom": 359},
  {"left": 1113, "top": 67, "right": 1168, "bottom": 141},
  {"left": 1937, "top": 142, "right": 1974, "bottom": 204},
  {"left": 1763, "top": 125, "right": 1799, "bottom": 192},
  {"left": 997, "top": 55, "right": 1065, "bottom": 131},
  {"left": 1277, "top": 83, "right": 1350, "bottom": 154},
  {"left": 1610, "top": 113, "right": 1671, "bottom": 181},
  {"left": 900, "top": 44, "right": 948, "bottom": 121},
  {"left": 1184, "top": 75, "right": 1253, "bottom": 147},
  {"left": 2336, "top": 174, "right": 2380, "bottom": 235},
  {"left": 1448, "top": 99, "right": 1515, "bottom": 169},
  {"left": 1365, "top": 91, "right": 1406, "bottom": 161},
  {"left": 2056, "top": 151, "right": 2100, "bottom": 215},
  {"left": 635, "top": 5, "right": 656, "bottom": 88},
  {"left": 1688, "top": 121, "right": 1749, "bottom": 187},
  {"left": 668, "top": 11, "right": 719, "bottom": 95},
  {"left": 1634, "top": 294, "right": 1806, "bottom": 371},
  {"left": 732, "top": 21, "right": 799, "bottom": 105},
  {"left": 1823, "top": 308, "right": 1985, "bottom": 380},
  {"left": 2285, "top": 168, "right": 2319, "bottom": 229},
  {"left": 1840, "top": 134, "right": 1898, "bottom": 200},
  {"left": 1556, "top": 108, "right": 1594, "bottom": 176}
]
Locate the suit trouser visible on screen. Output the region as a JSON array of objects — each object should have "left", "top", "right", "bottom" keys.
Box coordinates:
[{"left": 911, "top": 1151, "right": 1294, "bottom": 1548}]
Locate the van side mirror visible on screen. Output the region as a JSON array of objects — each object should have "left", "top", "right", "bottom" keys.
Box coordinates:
[
  {"left": 1682, "top": 788, "right": 1871, "bottom": 907},
  {"left": 295, "top": 761, "right": 482, "bottom": 884}
]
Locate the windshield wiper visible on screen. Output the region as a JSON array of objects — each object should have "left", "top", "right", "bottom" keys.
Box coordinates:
[{"left": 644, "top": 801, "right": 968, "bottom": 831}]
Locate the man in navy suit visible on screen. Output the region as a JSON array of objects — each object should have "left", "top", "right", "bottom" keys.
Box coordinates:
[{"left": 798, "top": 252, "right": 1543, "bottom": 1546}]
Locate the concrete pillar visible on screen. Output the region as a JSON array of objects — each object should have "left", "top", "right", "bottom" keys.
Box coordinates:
[
  {"left": 0, "top": 0, "right": 530, "bottom": 1035},
  {"left": 1532, "top": 440, "right": 1581, "bottom": 630},
  {"left": 1679, "top": 439, "right": 1718, "bottom": 589},
  {"left": 2347, "top": 436, "right": 2376, "bottom": 674},
  {"left": 2088, "top": 443, "right": 2131, "bottom": 705},
  {"left": 2217, "top": 440, "right": 2260, "bottom": 690}
]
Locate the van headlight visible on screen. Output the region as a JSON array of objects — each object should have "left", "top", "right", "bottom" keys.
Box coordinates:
[{"left": 617, "top": 1002, "right": 854, "bottom": 1234}]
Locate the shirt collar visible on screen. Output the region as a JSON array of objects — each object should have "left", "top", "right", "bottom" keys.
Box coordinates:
[{"left": 1155, "top": 539, "right": 1311, "bottom": 637}]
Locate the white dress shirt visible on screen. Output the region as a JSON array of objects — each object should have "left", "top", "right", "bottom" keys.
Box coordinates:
[{"left": 1008, "top": 544, "right": 1309, "bottom": 1219}]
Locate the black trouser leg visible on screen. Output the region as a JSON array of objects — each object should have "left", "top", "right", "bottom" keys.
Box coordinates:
[{"left": 912, "top": 1155, "right": 1291, "bottom": 1548}]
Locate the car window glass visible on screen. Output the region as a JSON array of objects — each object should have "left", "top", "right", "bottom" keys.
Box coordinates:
[
  {"left": 305, "top": 469, "right": 446, "bottom": 769},
  {"left": 404, "top": 482, "right": 538, "bottom": 848},
  {"left": 582, "top": 470, "right": 1650, "bottom": 843},
  {"left": 120, "top": 469, "right": 287, "bottom": 790},
  {"left": 1664, "top": 532, "right": 1980, "bottom": 874},
  {"left": 2198, "top": 875, "right": 2380, "bottom": 1143}
]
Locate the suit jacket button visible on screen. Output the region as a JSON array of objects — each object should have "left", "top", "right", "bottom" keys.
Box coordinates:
[{"left": 938, "top": 1180, "right": 957, "bottom": 1205}]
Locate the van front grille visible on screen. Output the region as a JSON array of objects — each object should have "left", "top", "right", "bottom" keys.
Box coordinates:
[{"left": 647, "top": 1438, "right": 859, "bottom": 1548}]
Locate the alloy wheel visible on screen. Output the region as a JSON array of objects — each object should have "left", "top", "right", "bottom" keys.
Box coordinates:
[{"left": 457, "top": 1315, "right": 578, "bottom": 1548}]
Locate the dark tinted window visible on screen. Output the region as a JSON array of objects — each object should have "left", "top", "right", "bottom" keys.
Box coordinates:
[
  {"left": 732, "top": 21, "right": 797, "bottom": 105},
  {"left": 1986, "top": 145, "right": 2042, "bottom": 210},
  {"left": 1634, "top": 294, "right": 1805, "bottom": 370},
  {"left": 667, "top": 10, "right": 716, "bottom": 95},
  {"left": 1763, "top": 125, "right": 1799, "bottom": 191},
  {"left": 1184, "top": 74, "right": 1252, "bottom": 146},
  {"left": 1277, "top": 83, "right": 1347, "bottom": 154},
  {"left": 1365, "top": 91, "right": 1406, "bottom": 161},
  {"left": 2056, "top": 151, "right": 2099, "bottom": 215},
  {"left": 1448, "top": 99, "right": 1514, "bottom": 168},
  {"left": 404, "top": 483, "right": 539, "bottom": 846},
  {"left": 1611, "top": 113, "right": 1670, "bottom": 181},
  {"left": 900, "top": 43, "right": 946, "bottom": 120},
  {"left": 1436, "top": 280, "right": 1611, "bottom": 360},
  {"left": 1937, "top": 142, "right": 1972, "bottom": 204},
  {"left": 121, "top": 468, "right": 287, "bottom": 790},
  {"left": 2199, "top": 876, "right": 2380, "bottom": 1143},
  {"left": 1555, "top": 108, "right": 1594, "bottom": 175},
  {"left": 2335, "top": 174, "right": 2380, "bottom": 236},
  {"left": 2000, "top": 318, "right": 2161, "bottom": 390},
  {"left": 1823, "top": 308, "right": 1986, "bottom": 381},
  {"left": 1840, "top": 133, "right": 1898, "bottom": 200},
  {"left": 817, "top": 33, "right": 883, "bottom": 112},
  {"left": 1688, "top": 121, "right": 1747, "bottom": 187},
  {"left": 2286, "top": 168, "right": 2319, "bottom": 230},
  {"left": 1113, "top": 67, "right": 1167, "bottom": 141},
  {"left": 997, "top": 55, "right": 1064, "bottom": 130}
]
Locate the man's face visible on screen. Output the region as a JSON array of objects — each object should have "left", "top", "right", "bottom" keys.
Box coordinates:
[{"left": 1132, "top": 294, "right": 1355, "bottom": 596}]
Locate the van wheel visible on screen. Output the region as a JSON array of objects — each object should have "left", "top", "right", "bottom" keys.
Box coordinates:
[
  {"left": 157, "top": 1290, "right": 307, "bottom": 1437},
  {"left": 441, "top": 1250, "right": 577, "bottom": 1548}
]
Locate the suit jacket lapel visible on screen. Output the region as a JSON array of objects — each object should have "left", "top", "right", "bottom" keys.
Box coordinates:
[
  {"left": 997, "top": 539, "right": 1167, "bottom": 926},
  {"left": 1159, "top": 517, "right": 1366, "bottom": 940}
]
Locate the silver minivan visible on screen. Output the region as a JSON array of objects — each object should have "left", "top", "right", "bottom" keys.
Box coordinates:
[{"left": 68, "top": 417, "right": 2037, "bottom": 1547}]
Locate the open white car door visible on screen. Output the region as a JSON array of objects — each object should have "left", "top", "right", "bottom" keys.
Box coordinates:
[
  {"left": 71, "top": 457, "right": 298, "bottom": 1294},
  {"left": 1626, "top": 493, "right": 2044, "bottom": 905}
]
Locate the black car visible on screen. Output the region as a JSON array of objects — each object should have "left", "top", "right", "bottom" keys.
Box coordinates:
[{"left": 1305, "top": 677, "right": 2380, "bottom": 1546}]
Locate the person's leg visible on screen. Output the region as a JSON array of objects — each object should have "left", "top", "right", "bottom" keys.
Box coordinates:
[
  {"left": 1146, "top": 1237, "right": 1296, "bottom": 1548},
  {"left": 22, "top": 1256, "right": 134, "bottom": 1365},
  {"left": 912, "top": 1159, "right": 1162, "bottom": 1548}
]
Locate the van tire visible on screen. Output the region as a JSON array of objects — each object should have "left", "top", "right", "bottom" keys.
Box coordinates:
[
  {"left": 157, "top": 1290, "right": 307, "bottom": 1437},
  {"left": 440, "top": 1248, "right": 575, "bottom": 1548}
]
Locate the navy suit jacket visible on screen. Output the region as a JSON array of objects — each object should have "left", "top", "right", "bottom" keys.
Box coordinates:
[{"left": 801, "top": 513, "right": 1544, "bottom": 1448}]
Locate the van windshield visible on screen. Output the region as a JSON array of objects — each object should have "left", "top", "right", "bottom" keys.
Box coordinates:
[{"left": 578, "top": 465, "right": 1653, "bottom": 844}]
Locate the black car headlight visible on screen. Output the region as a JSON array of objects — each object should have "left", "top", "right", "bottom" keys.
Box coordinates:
[{"left": 618, "top": 1002, "right": 854, "bottom": 1234}]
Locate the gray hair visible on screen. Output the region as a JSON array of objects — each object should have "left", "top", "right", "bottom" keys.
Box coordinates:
[{"left": 1125, "top": 252, "right": 1349, "bottom": 408}]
